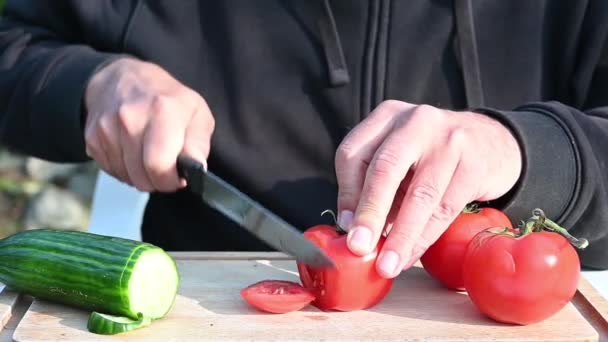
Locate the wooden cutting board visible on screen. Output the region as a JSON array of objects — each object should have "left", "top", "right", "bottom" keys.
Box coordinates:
[
  {"left": 11, "top": 252, "right": 608, "bottom": 341},
  {"left": 0, "top": 286, "right": 22, "bottom": 334}
]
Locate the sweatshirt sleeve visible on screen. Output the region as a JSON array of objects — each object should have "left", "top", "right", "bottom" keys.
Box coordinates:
[
  {"left": 0, "top": 1, "right": 127, "bottom": 162},
  {"left": 480, "top": 102, "right": 608, "bottom": 270},
  {"left": 477, "top": 14, "right": 608, "bottom": 269}
]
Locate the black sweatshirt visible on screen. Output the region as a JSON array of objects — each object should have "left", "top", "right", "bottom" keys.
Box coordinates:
[{"left": 0, "top": 0, "right": 607, "bottom": 269}]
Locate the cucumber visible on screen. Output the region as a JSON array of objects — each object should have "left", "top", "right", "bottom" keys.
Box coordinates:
[
  {"left": 87, "top": 312, "right": 152, "bottom": 335},
  {"left": 0, "top": 229, "right": 179, "bottom": 334}
]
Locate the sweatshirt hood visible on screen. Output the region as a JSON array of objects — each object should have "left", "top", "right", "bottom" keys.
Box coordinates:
[{"left": 317, "top": 0, "right": 485, "bottom": 108}]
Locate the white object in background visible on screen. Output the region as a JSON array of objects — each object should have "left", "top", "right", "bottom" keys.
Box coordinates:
[{"left": 88, "top": 170, "right": 148, "bottom": 241}]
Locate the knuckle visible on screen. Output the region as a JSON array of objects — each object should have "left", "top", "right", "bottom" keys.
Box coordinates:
[
  {"left": 145, "top": 163, "right": 169, "bottom": 181},
  {"left": 96, "top": 115, "right": 114, "bottom": 140},
  {"left": 143, "top": 155, "right": 175, "bottom": 191},
  {"left": 370, "top": 100, "right": 410, "bottom": 119},
  {"left": 335, "top": 141, "right": 357, "bottom": 168},
  {"left": 117, "top": 104, "right": 137, "bottom": 132},
  {"left": 369, "top": 148, "right": 400, "bottom": 179},
  {"left": 337, "top": 189, "right": 358, "bottom": 208},
  {"left": 387, "top": 225, "right": 416, "bottom": 247},
  {"left": 201, "top": 114, "right": 216, "bottom": 135},
  {"left": 356, "top": 201, "right": 385, "bottom": 226},
  {"left": 206, "top": 111, "right": 216, "bottom": 130},
  {"left": 193, "top": 92, "right": 209, "bottom": 110},
  {"left": 446, "top": 127, "right": 468, "bottom": 149},
  {"left": 430, "top": 201, "right": 460, "bottom": 224},
  {"left": 412, "top": 104, "right": 443, "bottom": 122},
  {"left": 415, "top": 104, "right": 436, "bottom": 115},
  {"left": 150, "top": 94, "right": 174, "bottom": 116},
  {"left": 409, "top": 183, "right": 440, "bottom": 208},
  {"left": 143, "top": 153, "right": 165, "bottom": 177},
  {"left": 367, "top": 100, "right": 409, "bottom": 120},
  {"left": 84, "top": 126, "right": 97, "bottom": 146},
  {"left": 378, "top": 99, "right": 405, "bottom": 112}
]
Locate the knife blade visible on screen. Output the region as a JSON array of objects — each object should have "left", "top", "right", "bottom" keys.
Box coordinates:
[{"left": 176, "top": 155, "right": 334, "bottom": 268}]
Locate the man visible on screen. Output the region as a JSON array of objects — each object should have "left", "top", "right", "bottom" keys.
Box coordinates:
[{"left": 0, "top": 1, "right": 607, "bottom": 278}]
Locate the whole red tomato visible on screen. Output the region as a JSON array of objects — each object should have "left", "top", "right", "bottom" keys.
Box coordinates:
[
  {"left": 420, "top": 204, "right": 512, "bottom": 290},
  {"left": 462, "top": 209, "right": 588, "bottom": 325},
  {"left": 296, "top": 215, "right": 394, "bottom": 311}
]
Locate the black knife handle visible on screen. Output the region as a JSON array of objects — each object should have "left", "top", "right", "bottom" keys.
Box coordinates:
[{"left": 176, "top": 155, "right": 206, "bottom": 194}]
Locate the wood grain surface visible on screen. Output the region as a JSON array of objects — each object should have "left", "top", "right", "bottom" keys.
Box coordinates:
[{"left": 7, "top": 252, "right": 608, "bottom": 342}]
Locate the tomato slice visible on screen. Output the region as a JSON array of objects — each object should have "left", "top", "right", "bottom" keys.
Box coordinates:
[{"left": 240, "top": 280, "right": 315, "bottom": 313}]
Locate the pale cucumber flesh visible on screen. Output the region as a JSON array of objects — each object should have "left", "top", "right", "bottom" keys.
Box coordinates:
[{"left": 127, "top": 248, "right": 179, "bottom": 319}]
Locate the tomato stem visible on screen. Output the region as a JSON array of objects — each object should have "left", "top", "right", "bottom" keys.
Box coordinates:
[
  {"left": 520, "top": 220, "right": 537, "bottom": 235},
  {"left": 491, "top": 226, "right": 517, "bottom": 237},
  {"left": 320, "top": 209, "right": 347, "bottom": 234},
  {"left": 462, "top": 202, "right": 481, "bottom": 214},
  {"left": 522, "top": 208, "right": 589, "bottom": 249}
]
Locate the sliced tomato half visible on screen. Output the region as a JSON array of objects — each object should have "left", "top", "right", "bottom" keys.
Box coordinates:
[{"left": 240, "top": 280, "right": 315, "bottom": 314}]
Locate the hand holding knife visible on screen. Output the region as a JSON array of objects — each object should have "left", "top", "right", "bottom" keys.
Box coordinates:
[{"left": 176, "top": 155, "right": 334, "bottom": 268}]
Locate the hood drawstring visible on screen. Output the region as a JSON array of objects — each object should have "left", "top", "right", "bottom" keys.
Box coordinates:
[
  {"left": 316, "top": 0, "right": 482, "bottom": 104},
  {"left": 318, "top": 0, "right": 350, "bottom": 87},
  {"left": 455, "top": 0, "right": 485, "bottom": 108}
]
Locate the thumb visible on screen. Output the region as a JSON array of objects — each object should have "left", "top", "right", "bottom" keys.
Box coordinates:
[{"left": 181, "top": 102, "right": 214, "bottom": 176}]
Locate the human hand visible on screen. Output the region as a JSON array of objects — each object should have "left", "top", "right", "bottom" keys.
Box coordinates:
[
  {"left": 334, "top": 101, "right": 522, "bottom": 278},
  {"left": 84, "top": 58, "right": 214, "bottom": 192}
]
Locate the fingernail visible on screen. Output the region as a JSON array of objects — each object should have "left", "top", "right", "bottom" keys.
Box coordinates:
[
  {"left": 378, "top": 251, "right": 401, "bottom": 276},
  {"left": 348, "top": 227, "right": 372, "bottom": 252},
  {"left": 338, "top": 210, "right": 353, "bottom": 230}
]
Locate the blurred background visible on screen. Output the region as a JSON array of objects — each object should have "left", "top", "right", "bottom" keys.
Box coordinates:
[
  {"left": 0, "top": 0, "right": 97, "bottom": 238},
  {"left": 0, "top": 150, "right": 98, "bottom": 238}
]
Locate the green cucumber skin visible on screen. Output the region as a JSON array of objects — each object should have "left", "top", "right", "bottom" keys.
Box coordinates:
[
  {"left": 87, "top": 312, "right": 152, "bottom": 335},
  {"left": 0, "top": 229, "right": 158, "bottom": 319}
]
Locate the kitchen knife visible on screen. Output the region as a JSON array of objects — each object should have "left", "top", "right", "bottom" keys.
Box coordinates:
[{"left": 176, "top": 155, "right": 334, "bottom": 268}]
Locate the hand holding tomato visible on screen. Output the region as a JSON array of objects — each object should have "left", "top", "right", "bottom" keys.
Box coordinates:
[
  {"left": 241, "top": 211, "right": 394, "bottom": 314},
  {"left": 334, "top": 100, "right": 522, "bottom": 279},
  {"left": 296, "top": 211, "right": 394, "bottom": 311},
  {"left": 420, "top": 204, "right": 512, "bottom": 290},
  {"left": 463, "top": 209, "right": 589, "bottom": 325}
]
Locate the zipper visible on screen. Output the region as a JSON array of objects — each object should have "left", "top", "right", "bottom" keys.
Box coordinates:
[
  {"left": 360, "top": 0, "right": 380, "bottom": 118},
  {"left": 360, "top": 0, "right": 391, "bottom": 119},
  {"left": 374, "top": 0, "right": 391, "bottom": 106}
]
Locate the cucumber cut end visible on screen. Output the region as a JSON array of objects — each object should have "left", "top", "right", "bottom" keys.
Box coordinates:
[
  {"left": 87, "top": 311, "right": 151, "bottom": 335},
  {"left": 127, "top": 248, "right": 179, "bottom": 319}
]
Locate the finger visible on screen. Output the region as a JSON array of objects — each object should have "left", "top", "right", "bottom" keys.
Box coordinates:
[
  {"left": 97, "top": 114, "right": 131, "bottom": 184},
  {"left": 335, "top": 100, "right": 415, "bottom": 229},
  {"left": 382, "top": 170, "right": 413, "bottom": 237},
  {"left": 401, "top": 162, "right": 476, "bottom": 271},
  {"left": 118, "top": 102, "right": 155, "bottom": 192},
  {"left": 347, "top": 105, "right": 444, "bottom": 255},
  {"left": 180, "top": 98, "right": 214, "bottom": 187},
  {"left": 142, "top": 96, "right": 191, "bottom": 192},
  {"left": 346, "top": 128, "right": 419, "bottom": 256},
  {"left": 85, "top": 118, "right": 118, "bottom": 180},
  {"left": 375, "top": 131, "right": 463, "bottom": 278}
]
